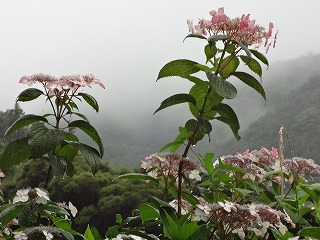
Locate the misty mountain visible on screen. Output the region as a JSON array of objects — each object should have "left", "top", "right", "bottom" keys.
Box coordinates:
[{"left": 215, "top": 74, "right": 320, "bottom": 162}]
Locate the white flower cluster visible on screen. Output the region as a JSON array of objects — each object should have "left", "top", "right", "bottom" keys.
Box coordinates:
[{"left": 13, "top": 188, "right": 50, "bottom": 204}]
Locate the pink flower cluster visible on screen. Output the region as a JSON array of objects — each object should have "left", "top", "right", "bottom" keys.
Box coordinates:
[
  {"left": 19, "top": 73, "right": 105, "bottom": 96},
  {"left": 220, "top": 147, "right": 279, "bottom": 182},
  {"left": 187, "top": 7, "right": 278, "bottom": 52},
  {"left": 140, "top": 152, "right": 199, "bottom": 179},
  {"left": 219, "top": 147, "right": 320, "bottom": 182},
  {"left": 170, "top": 197, "right": 294, "bottom": 238}
]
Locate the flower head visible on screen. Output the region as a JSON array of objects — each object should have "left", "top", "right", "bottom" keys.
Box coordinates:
[
  {"left": 19, "top": 73, "right": 105, "bottom": 97},
  {"left": 188, "top": 7, "right": 278, "bottom": 53},
  {"left": 141, "top": 152, "right": 199, "bottom": 179},
  {"left": 13, "top": 187, "right": 50, "bottom": 204}
]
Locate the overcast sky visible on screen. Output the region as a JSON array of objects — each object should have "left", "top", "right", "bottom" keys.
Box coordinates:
[{"left": 1, "top": 0, "right": 319, "bottom": 117}]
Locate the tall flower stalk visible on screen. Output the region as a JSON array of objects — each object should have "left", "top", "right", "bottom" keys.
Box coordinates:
[{"left": 154, "top": 7, "right": 277, "bottom": 216}]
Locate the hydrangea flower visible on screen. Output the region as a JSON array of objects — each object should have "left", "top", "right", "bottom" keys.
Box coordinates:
[
  {"left": 13, "top": 231, "right": 27, "bottom": 240},
  {"left": 187, "top": 7, "right": 278, "bottom": 53},
  {"left": 19, "top": 73, "right": 105, "bottom": 97},
  {"left": 42, "top": 230, "right": 53, "bottom": 240},
  {"left": 12, "top": 188, "right": 50, "bottom": 204}
]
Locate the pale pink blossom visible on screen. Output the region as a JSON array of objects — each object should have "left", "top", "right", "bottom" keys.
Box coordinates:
[
  {"left": 210, "top": 7, "right": 227, "bottom": 24},
  {"left": 188, "top": 7, "right": 278, "bottom": 53},
  {"left": 187, "top": 19, "right": 195, "bottom": 34}
]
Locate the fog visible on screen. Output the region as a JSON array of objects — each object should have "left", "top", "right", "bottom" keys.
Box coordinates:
[{"left": 1, "top": 0, "right": 319, "bottom": 153}]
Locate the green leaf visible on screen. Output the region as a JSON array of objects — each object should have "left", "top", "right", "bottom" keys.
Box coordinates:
[
  {"left": 157, "top": 59, "right": 201, "bottom": 80},
  {"left": 48, "top": 153, "right": 68, "bottom": 176},
  {"left": 4, "top": 114, "right": 48, "bottom": 138},
  {"left": 180, "top": 221, "right": 201, "bottom": 240},
  {"left": 299, "top": 227, "right": 320, "bottom": 239},
  {"left": 154, "top": 93, "right": 196, "bottom": 114},
  {"left": 84, "top": 225, "right": 95, "bottom": 240},
  {"left": 250, "top": 49, "right": 269, "bottom": 67},
  {"left": 206, "top": 72, "right": 237, "bottom": 99},
  {"left": 68, "top": 142, "right": 101, "bottom": 174},
  {"left": 68, "top": 120, "right": 104, "bottom": 157},
  {"left": 183, "top": 33, "right": 207, "bottom": 42},
  {"left": 160, "top": 208, "right": 179, "bottom": 239},
  {"left": 234, "top": 188, "right": 252, "bottom": 197},
  {"left": 39, "top": 202, "right": 69, "bottom": 216},
  {"left": 237, "top": 41, "right": 251, "bottom": 58},
  {"left": 16, "top": 88, "right": 44, "bottom": 102},
  {"left": 58, "top": 228, "right": 75, "bottom": 240},
  {"left": 203, "top": 153, "right": 215, "bottom": 176},
  {"left": 231, "top": 71, "right": 266, "bottom": 101},
  {"left": 212, "top": 103, "right": 240, "bottom": 129},
  {"left": 240, "top": 55, "right": 263, "bottom": 78},
  {"left": 204, "top": 44, "right": 216, "bottom": 62},
  {"left": 219, "top": 160, "right": 246, "bottom": 174},
  {"left": 189, "top": 84, "right": 223, "bottom": 120},
  {"left": 0, "top": 138, "right": 31, "bottom": 169},
  {"left": 159, "top": 140, "right": 183, "bottom": 153},
  {"left": 300, "top": 185, "right": 320, "bottom": 203},
  {"left": 197, "top": 117, "right": 212, "bottom": 134},
  {"left": 0, "top": 204, "right": 25, "bottom": 226},
  {"left": 219, "top": 55, "right": 240, "bottom": 78},
  {"left": 67, "top": 112, "right": 89, "bottom": 122},
  {"left": 113, "top": 173, "right": 159, "bottom": 184},
  {"left": 138, "top": 203, "right": 159, "bottom": 223},
  {"left": 78, "top": 92, "right": 99, "bottom": 112},
  {"left": 28, "top": 123, "right": 66, "bottom": 158},
  {"left": 182, "top": 191, "right": 200, "bottom": 206}
]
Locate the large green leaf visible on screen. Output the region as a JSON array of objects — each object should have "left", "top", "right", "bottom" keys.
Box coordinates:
[
  {"left": 114, "top": 173, "right": 159, "bottom": 183},
  {"left": 250, "top": 49, "right": 269, "bottom": 67},
  {"left": 204, "top": 44, "right": 217, "bottom": 62},
  {"left": 179, "top": 221, "right": 201, "bottom": 240},
  {"left": 230, "top": 71, "right": 266, "bottom": 101},
  {"left": 206, "top": 72, "right": 237, "bottom": 99},
  {"left": 28, "top": 123, "right": 66, "bottom": 158},
  {"left": 183, "top": 34, "right": 207, "bottom": 42},
  {"left": 78, "top": 93, "right": 99, "bottom": 113},
  {"left": 48, "top": 153, "right": 68, "bottom": 176},
  {"left": 84, "top": 225, "right": 95, "bottom": 240},
  {"left": 240, "top": 55, "right": 262, "bottom": 78},
  {"left": 16, "top": 88, "right": 44, "bottom": 102},
  {"left": 138, "top": 203, "right": 159, "bottom": 223},
  {"left": 68, "top": 142, "right": 101, "bottom": 174},
  {"left": 157, "top": 59, "right": 201, "bottom": 80},
  {"left": 68, "top": 120, "right": 104, "bottom": 157},
  {"left": 154, "top": 94, "right": 196, "bottom": 114},
  {"left": 0, "top": 204, "right": 26, "bottom": 227},
  {"left": 212, "top": 103, "right": 240, "bottom": 129},
  {"left": 0, "top": 137, "right": 31, "bottom": 169},
  {"left": 4, "top": 114, "right": 48, "bottom": 138},
  {"left": 203, "top": 152, "right": 215, "bottom": 176},
  {"left": 218, "top": 55, "right": 240, "bottom": 78},
  {"left": 188, "top": 84, "right": 223, "bottom": 120},
  {"left": 299, "top": 227, "right": 320, "bottom": 239}
]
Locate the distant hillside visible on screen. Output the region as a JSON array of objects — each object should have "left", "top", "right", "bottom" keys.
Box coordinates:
[{"left": 216, "top": 75, "right": 320, "bottom": 163}]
